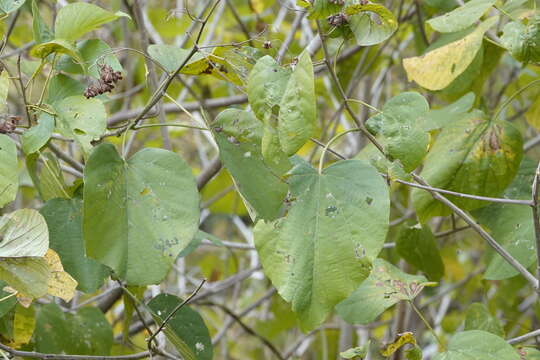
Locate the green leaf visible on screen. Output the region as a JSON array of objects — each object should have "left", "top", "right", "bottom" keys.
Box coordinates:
[
  {"left": 0, "top": 258, "right": 49, "bottom": 298},
  {"left": 396, "top": 224, "right": 445, "bottom": 281},
  {"left": 501, "top": 16, "right": 540, "bottom": 64},
  {"left": 31, "top": 0, "right": 53, "bottom": 44},
  {"left": 34, "top": 303, "right": 113, "bottom": 355},
  {"left": 41, "top": 198, "right": 109, "bottom": 293},
  {"left": 473, "top": 159, "right": 537, "bottom": 280},
  {"left": 0, "top": 281, "right": 16, "bottom": 318},
  {"left": 403, "top": 17, "right": 498, "bottom": 90},
  {"left": 247, "top": 55, "right": 291, "bottom": 122},
  {"left": 336, "top": 259, "right": 428, "bottom": 325},
  {"left": 0, "top": 134, "right": 18, "bottom": 208},
  {"left": 308, "top": 0, "right": 343, "bottom": 19},
  {"left": 255, "top": 159, "right": 390, "bottom": 331},
  {"left": 464, "top": 303, "right": 504, "bottom": 337},
  {"left": 21, "top": 113, "right": 55, "bottom": 155},
  {"left": 340, "top": 344, "right": 368, "bottom": 359},
  {"left": 30, "top": 39, "right": 85, "bottom": 70},
  {"left": 433, "top": 330, "right": 519, "bottom": 360},
  {"left": 278, "top": 51, "right": 316, "bottom": 155},
  {"left": 148, "top": 293, "right": 213, "bottom": 360},
  {"left": 53, "top": 95, "right": 107, "bottom": 155},
  {"left": 54, "top": 3, "right": 128, "bottom": 42},
  {"left": 366, "top": 92, "right": 430, "bottom": 172},
  {"left": 26, "top": 152, "right": 69, "bottom": 201},
  {"left": 420, "top": 93, "right": 475, "bottom": 131},
  {"left": 427, "top": 0, "right": 496, "bottom": 33},
  {"left": 405, "top": 346, "right": 423, "bottom": 360},
  {"left": 0, "top": 0, "right": 25, "bottom": 15},
  {"left": 46, "top": 74, "right": 86, "bottom": 105},
  {"left": 345, "top": 4, "right": 398, "bottom": 46},
  {"left": 526, "top": 95, "right": 540, "bottom": 131},
  {"left": 83, "top": 144, "right": 200, "bottom": 285},
  {"left": 412, "top": 113, "right": 523, "bottom": 222},
  {"left": 212, "top": 109, "right": 288, "bottom": 221},
  {"left": 519, "top": 347, "right": 540, "bottom": 359},
  {"left": 56, "top": 39, "right": 123, "bottom": 79},
  {"left": 0, "top": 209, "right": 48, "bottom": 258}
]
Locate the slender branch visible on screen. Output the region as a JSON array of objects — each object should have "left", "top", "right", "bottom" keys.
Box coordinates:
[
  {"left": 531, "top": 161, "right": 540, "bottom": 293},
  {"left": 508, "top": 329, "right": 540, "bottom": 345},
  {"left": 0, "top": 343, "right": 151, "bottom": 360}
]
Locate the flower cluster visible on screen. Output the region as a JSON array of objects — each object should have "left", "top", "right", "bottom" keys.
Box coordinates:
[{"left": 84, "top": 64, "right": 123, "bottom": 99}]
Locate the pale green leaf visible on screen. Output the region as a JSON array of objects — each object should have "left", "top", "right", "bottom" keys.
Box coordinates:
[
  {"left": 420, "top": 92, "right": 475, "bottom": 131},
  {"left": 32, "top": 0, "right": 53, "bottom": 44},
  {"left": 54, "top": 3, "right": 128, "bottom": 42},
  {"left": 0, "top": 134, "right": 18, "bottom": 208},
  {"left": 336, "top": 259, "right": 428, "bottom": 325},
  {"left": 0, "top": 257, "right": 49, "bottom": 298},
  {"left": 308, "top": 0, "right": 343, "bottom": 19},
  {"left": 464, "top": 303, "right": 504, "bottom": 337},
  {"left": 21, "top": 114, "right": 55, "bottom": 155},
  {"left": 0, "top": 0, "right": 24, "bottom": 15},
  {"left": 255, "top": 159, "right": 389, "bottom": 331},
  {"left": 26, "top": 152, "right": 69, "bottom": 201},
  {"left": 0, "top": 209, "right": 48, "bottom": 258},
  {"left": 433, "top": 330, "right": 519, "bottom": 360},
  {"left": 0, "top": 68, "right": 9, "bottom": 114},
  {"left": 403, "top": 17, "right": 498, "bottom": 90},
  {"left": 427, "top": 0, "right": 496, "bottom": 33},
  {"left": 501, "top": 16, "right": 540, "bottom": 64},
  {"left": 345, "top": 4, "right": 398, "bottom": 46},
  {"left": 83, "top": 144, "right": 200, "bottom": 285},
  {"left": 30, "top": 39, "right": 85, "bottom": 71},
  {"left": 278, "top": 51, "right": 316, "bottom": 155},
  {"left": 56, "top": 39, "right": 123, "bottom": 79}
]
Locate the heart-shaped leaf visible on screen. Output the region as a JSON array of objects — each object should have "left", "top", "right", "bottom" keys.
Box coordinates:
[
  {"left": 427, "top": 0, "right": 496, "bottom": 33},
  {"left": 433, "top": 330, "right": 519, "bottom": 360},
  {"left": 345, "top": 4, "right": 398, "bottom": 46}
]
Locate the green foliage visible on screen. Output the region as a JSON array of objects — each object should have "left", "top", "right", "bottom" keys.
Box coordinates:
[
  {"left": 426, "top": 0, "right": 496, "bottom": 33},
  {"left": 0, "top": 135, "right": 18, "bottom": 208},
  {"left": 433, "top": 330, "right": 519, "bottom": 360},
  {"left": 345, "top": 4, "right": 398, "bottom": 46},
  {"left": 464, "top": 303, "right": 505, "bottom": 336}
]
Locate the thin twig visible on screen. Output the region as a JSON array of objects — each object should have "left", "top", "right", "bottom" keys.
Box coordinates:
[{"left": 531, "top": 161, "right": 540, "bottom": 293}]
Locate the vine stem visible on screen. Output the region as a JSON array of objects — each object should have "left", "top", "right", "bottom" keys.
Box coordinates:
[
  {"left": 531, "top": 161, "right": 540, "bottom": 293},
  {"left": 408, "top": 300, "right": 444, "bottom": 350},
  {"left": 493, "top": 78, "right": 540, "bottom": 121},
  {"left": 0, "top": 291, "right": 16, "bottom": 303},
  {"left": 318, "top": 128, "right": 361, "bottom": 174}
]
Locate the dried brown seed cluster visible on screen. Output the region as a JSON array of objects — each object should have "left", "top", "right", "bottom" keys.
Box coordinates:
[
  {"left": 84, "top": 64, "right": 123, "bottom": 99},
  {"left": 327, "top": 13, "right": 348, "bottom": 27},
  {"left": 0, "top": 115, "right": 20, "bottom": 134}
]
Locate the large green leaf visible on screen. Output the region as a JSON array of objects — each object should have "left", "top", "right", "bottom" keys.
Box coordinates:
[
  {"left": 473, "top": 159, "right": 536, "bottom": 280},
  {"left": 0, "top": 209, "right": 48, "bottom": 258},
  {"left": 427, "top": 0, "right": 496, "bottom": 33},
  {"left": 308, "top": 0, "right": 343, "bottom": 19},
  {"left": 21, "top": 113, "right": 55, "bottom": 155},
  {"left": 395, "top": 224, "right": 445, "bottom": 281},
  {"left": 26, "top": 152, "right": 69, "bottom": 201},
  {"left": 345, "top": 4, "right": 398, "bottom": 46},
  {"left": 501, "top": 16, "right": 540, "bottom": 64},
  {"left": 433, "top": 330, "right": 519, "bottom": 360},
  {"left": 366, "top": 92, "right": 430, "bottom": 172},
  {"left": 56, "top": 39, "right": 123, "bottom": 79},
  {"left": 30, "top": 39, "right": 85, "bottom": 70},
  {"left": 212, "top": 109, "right": 288, "bottom": 221},
  {"left": 0, "top": 257, "right": 49, "bottom": 298},
  {"left": 520, "top": 348, "right": 540, "bottom": 359},
  {"left": 412, "top": 112, "right": 523, "bottom": 222},
  {"left": 46, "top": 74, "right": 86, "bottom": 105},
  {"left": 53, "top": 95, "right": 107, "bottom": 155},
  {"left": 464, "top": 303, "right": 504, "bottom": 337},
  {"left": 83, "top": 144, "right": 200, "bottom": 285},
  {"left": 420, "top": 93, "right": 475, "bottom": 131},
  {"left": 148, "top": 294, "right": 213, "bottom": 360},
  {"left": 254, "top": 159, "right": 390, "bottom": 331},
  {"left": 34, "top": 303, "right": 113, "bottom": 355},
  {"left": 0, "top": 134, "right": 18, "bottom": 208},
  {"left": 247, "top": 55, "right": 291, "bottom": 122},
  {"left": 278, "top": 51, "right": 316, "bottom": 155},
  {"left": 403, "top": 17, "right": 497, "bottom": 90},
  {"left": 32, "top": 0, "right": 53, "bottom": 44},
  {"left": 41, "top": 198, "right": 109, "bottom": 293},
  {"left": 336, "top": 258, "right": 428, "bottom": 325},
  {"left": 54, "top": 3, "right": 128, "bottom": 42},
  {"left": 0, "top": 281, "right": 16, "bottom": 318},
  {"left": 147, "top": 44, "right": 206, "bottom": 73}
]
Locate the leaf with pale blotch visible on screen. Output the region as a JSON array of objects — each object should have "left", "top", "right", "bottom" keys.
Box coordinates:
[
  {"left": 148, "top": 294, "right": 213, "bottom": 360},
  {"left": 0, "top": 134, "right": 18, "bottom": 208},
  {"left": 412, "top": 112, "right": 523, "bottom": 222},
  {"left": 278, "top": 51, "right": 316, "bottom": 155},
  {"left": 212, "top": 109, "right": 288, "bottom": 221},
  {"left": 53, "top": 96, "right": 107, "bottom": 155},
  {"left": 464, "top": 303, "right": 504, "bottom": 337},
  {"left": 255, "top": 159, "right": 389, "bottom": 332},
  {"left": 0, "top": 209, "right": 48, "bottom": 258},
  {"left": 403, "top": 17, "right": 498, "bottom": 90},
  {"left": 345, "top": 4, "right": 398, "bottom": 46},
  {"left": 433, "top": 330, "right": 519, "bottom": 360},
  {"left": 247, "top": 55, "right": 291, "bottom": 122},
  {"left": 427, "top": 0, "right": 496, "bottom": 33},
  {"left": 83, "top": 144, "right": 200, "bottom": 285},
  {"left": 366, "top": 92, "right": 430, "bottom": 172},
  {"left": 54, "top": 3, "right": 129, "bottom": 42},
  {"left": 44, "top": 249, "right": 77, "bottom": 302},
  {"left": 336, "top": 259, "right": 428, "bottom": 325}
]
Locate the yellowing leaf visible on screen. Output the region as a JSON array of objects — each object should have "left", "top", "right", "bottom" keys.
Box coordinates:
[
  {"left": 381, "top": 332, "right": 417, "bottom": 357},
  {"left": 403, "top": 17, "right": 497, "bottom": 90},
  {"left": 44, "top": 249, "right": 77, "bottom": 302},
  {"left": 7, "top": 304, "right": 35, "bottom": 347}
]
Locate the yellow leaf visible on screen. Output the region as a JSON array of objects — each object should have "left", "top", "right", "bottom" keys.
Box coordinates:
[
  {"left": 44, "top": 249, "right": 78, "bottom": 301},
  {"left": 381, "top": 332, "right": 417, "bottom": 357},
  {"left": 7, "top": 304, "right": 35, "bottom": 347},
  {"left": 403, "top": 17, "right": 498, "bottom": 91}
]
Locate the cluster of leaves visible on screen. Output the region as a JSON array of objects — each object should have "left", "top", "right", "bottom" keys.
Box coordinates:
[{"left": 1, "top": 0, "right": 540, "bottom": 359}]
